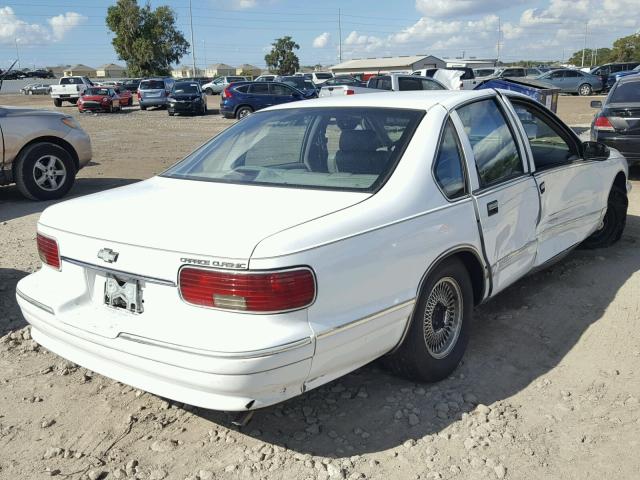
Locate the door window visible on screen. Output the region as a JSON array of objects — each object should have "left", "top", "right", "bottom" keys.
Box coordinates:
[
  {"left": 564, "top": 70, "right": 579, "bottom": 78},
  {"left": 549, "top": 70, "right": 564, "bottom": 79},
  {"left": 456, "top": 99, "right": 523, "bottom": 187},
  {"left": 270, "top": 83, "right": 294, "bottom": 95},
  {"left": 379, "top": 76, "right": 392, "bottom": 90},
  {"left": 433, "top": 120, "right": 467, "bottom": 199},
  {"left": 248, "top": 83, "right": 269, "bottom": 94},
  {"left": 511, "top": 101, "right": 576, "bottom": 170}
]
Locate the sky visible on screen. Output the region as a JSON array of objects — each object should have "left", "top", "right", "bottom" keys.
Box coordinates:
[{"left": 0, "top": 0, "right": 639, "bottom": 71}]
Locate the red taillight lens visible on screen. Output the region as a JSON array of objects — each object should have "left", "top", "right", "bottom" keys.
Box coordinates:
[
  {"left": 594, "top": 115, "right": 614, "bottom": 131},
  {"left": 223, "top": 86, "right": 233, "bottom": 98},
  {"left": 345, "top": 89, "right": 355, "bottom": 95},
  {"left": 37, "top": 233, "right": 60, "bottom": 270},
  {"left": 179, "top": 268, "right": 315, "bottom": 312}
]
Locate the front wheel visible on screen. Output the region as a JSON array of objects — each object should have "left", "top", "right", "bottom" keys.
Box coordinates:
[
  {"left": 140, "top": 104, "right": 147, "bottom": 111},
  {"left": 205, "top": 88, "right": 213, "bottom": 95},
  {"left": 581, "top": 186, "right": 627, "bottom": 249},
  {"left": 578, "top": 83, "right": 593, "bottom": 96},
  {"left": 53, "top": 98, "right": 62, "bottom": 107},
  {"left": 236, "top": 106, "right": 253, "bottom": 119},
  {"left": 383, "top": 258, "right": 473, "bottom": 382},
  {"left": 128, "top": 98, "right": 133, "bottom": 107},
  {"left": 14, "top": 142, "right": 76, "bottom": 201}
]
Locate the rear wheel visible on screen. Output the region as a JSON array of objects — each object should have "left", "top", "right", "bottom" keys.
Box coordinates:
[
  {"left": 383, "top": 259, "right": 473, "bottom": 382},
  {"left": 578, "top": 83, "right": 593, "bottom": 96},
  {"left": 14, "top": 142, "right": 76, "bottom": 201},
  {"left": 53, "top": 98, "right": 62, "bottom": 107},
  {"left": 140, "top": 104, "right": 147, "bottom": 111},
  {"left": 581, "top": 186, "right": 627, "bottom": 249},
  {"left": 205, "top": 88, "right": 213, "bottom": 95},
  {"left": 236, "top": 106, "right": 253, "bottom": 119}
]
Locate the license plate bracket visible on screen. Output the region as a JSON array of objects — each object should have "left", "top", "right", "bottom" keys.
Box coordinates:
[{"left": 104, "top": 275, "right": 143, "bottom": 313}]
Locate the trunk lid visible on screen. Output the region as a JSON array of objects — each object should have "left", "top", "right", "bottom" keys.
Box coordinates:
[{"left": 606, "top": 103, "right": 640, "bottom": 134}]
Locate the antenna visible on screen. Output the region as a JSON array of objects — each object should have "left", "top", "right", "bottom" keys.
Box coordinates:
[
  {"left": 338, "top": 8, "right": 343, "bottom": 63},
  {"left": 189, "top": 0, "right": 196, "bottom": 76}
]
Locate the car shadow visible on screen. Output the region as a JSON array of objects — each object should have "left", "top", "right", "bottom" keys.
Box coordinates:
[
  {"left": 0, "top": 268, "right": 29, "bottom": 336},
  {"left": 193, "top": 213, "right": 640, "bottom": 457},
  {"left": 0, "top": 177, "right": 139, "bottom": 223}
]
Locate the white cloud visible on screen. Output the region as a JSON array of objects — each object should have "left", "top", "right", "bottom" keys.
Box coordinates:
[
  {"left": 312, "top": 32, "right": 330, "bottom": 48},
  {"left": 0, "top": 6, "right": 86, "bottom": 45}
]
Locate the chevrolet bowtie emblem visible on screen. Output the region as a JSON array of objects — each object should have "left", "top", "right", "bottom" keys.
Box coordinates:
[{"left": 97, "top": 248, "right": 119, "bottom": 263}]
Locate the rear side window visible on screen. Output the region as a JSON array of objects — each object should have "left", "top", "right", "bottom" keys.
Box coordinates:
[
  {"left": 610, "top": 82, "right": 640, "bottom": 102},
  {"left": 248, "top": 83, "right": 269, "bottom": 94},
  {"left": 60, "top": 77, "right": 81, "bottom": 85},
  {"left": 456, "top": 99, "right": 523, "bottom": 187},
  {"left": 433, "top": 120, "right": 466, "bottom": 199},
  {"left": 270, "top": 84, "right": 293, "bottom": 95},
  {"left": 235, "top": 85, "right": 250, "bottom": 93},
  {"left": 379, "top": 77, "right": 392, "bottom": 90}
]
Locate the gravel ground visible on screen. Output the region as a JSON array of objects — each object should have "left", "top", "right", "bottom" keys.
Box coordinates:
[{"left": 1, "top": 93, "right": 638, "bottom": 480}]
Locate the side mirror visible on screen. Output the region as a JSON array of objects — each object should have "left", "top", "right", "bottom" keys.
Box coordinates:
[
  {"left": 590, "top": 100, "right": 602, "bottom": 109},
  {"left": 583, "top": 141, "right": 610, "bottom": 161}
]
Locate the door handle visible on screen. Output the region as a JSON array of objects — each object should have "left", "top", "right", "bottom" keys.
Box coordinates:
[
  {"left": 539, "top": 181, "right": 546, "bottom": 194},
  {"left": 487, "top": 200, "right": 499, "bottom": 216}
]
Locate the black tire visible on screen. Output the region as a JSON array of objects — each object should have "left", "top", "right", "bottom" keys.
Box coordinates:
[
  {"left": 581, "top": 186, "right": 627, "bottom": 249},
  {"left": 383, "top": 258, "right": 473, "bottom": 383},
  {"left": 140, "top": 104, "right": 147, "bottom": 111},
  {"left": 168, "top": 112, "right": 175, "bottom": 116},
  {"left": 236, "top": 106, "right": 253, "bottom": 119},
  {"left": 128, "top": 97, "right": 133, "bottom": 106},
  {"left": 205, "top": 88, "right": 213, "bottom": 95},
  {"left": 578, "top": 83, "right": 593, "bottom": 96},
  {"left": 14, "top": 142, "right": 76, "bottom": 201},
  {"left": 53, "top": 98, "right": 62, "bottom": 107}
]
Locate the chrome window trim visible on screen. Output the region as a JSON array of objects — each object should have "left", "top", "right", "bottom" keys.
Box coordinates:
[{"left": 61, "top": 256, "right": 176, "bottom": 287}]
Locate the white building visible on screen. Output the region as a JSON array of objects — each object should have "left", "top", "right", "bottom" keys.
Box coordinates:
[
  {"left": 205, "top": 63, "right": 236, "bottom": 78},
  {"left": 63, "top": 64, "right": 95, "bottom": 77},
  {"left": 95, "top": 63, "right": 126, "bottom": 78},
  {"left": 442, "top": 58, "right": 498, "bottom": 69},
  {"left": 330, "top": 55, "right": 446, "bottom": 76}
]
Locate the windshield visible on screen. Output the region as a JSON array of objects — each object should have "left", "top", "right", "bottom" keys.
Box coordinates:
[
  {"left": 281, "top": 77, "right": 305, "bottom": 88},
  {"left": 227, "top": 76, "right": 245, "bottom": 82},
  {"left": 610, "top": 82, "right": 640, "bottom": 103},
  {"left": 315, "top": 73, "right": 333, "bottom": 79},
  {"left": 140, "top": 80, "right": 165, "bottom": 90},
  {"left": 173, "top": 82, "right": 199, "bottom": 94},
  {"left": 85, "top": 88, "right": 110, "bottom": 95},
  {"left": 163, "top": 107, "right": 423, "bottom": 192}
]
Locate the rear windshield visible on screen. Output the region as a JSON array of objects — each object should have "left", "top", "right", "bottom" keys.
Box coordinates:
[
  {"left": 227, "top": 76, "right": 245, "bottom": 82},
  {"left": 398, "top": 77, "right": 444, "bottom": 91},
  {"left": 610, "top": 82, "right": 640, "bottom": 103},
  {"left": 60, "top": 77, "right": 87, "bottom": 85},
  {"left": 173, "top": 82, "right": 199, "bottom": 93},
  {"left": 163, "top": 107, "right": 424, "bottom": 192},
  {"left": 139, "top": 80, "right": 165, "bottom": 90},
  {"left": 315, "top": 73, "right": 333, "bottom": 79},
  {"left": 281, "top": 77, "right": 305, "bottom": 88}
]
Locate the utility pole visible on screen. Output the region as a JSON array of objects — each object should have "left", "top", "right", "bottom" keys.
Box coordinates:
[
  {"left": 189, "top": 0, "right": 196, "bottom": 76},
  {"left": 594, "top": 47, "right": 598, "bottom": 66},
  {"left": 338, "top": 8, "right": 342, "bottom": 63},
  {"left": 14, "top": 38, "right": 20, "bottom": 69},
  {"left": 581, "top": 21, "right": 588, "bottom": 68},
  {"left": 202, "top": 40, "right": 207, "bottom": 72},
  {"left": 496, "top": 17, "right": 502, "bottom": 63}
]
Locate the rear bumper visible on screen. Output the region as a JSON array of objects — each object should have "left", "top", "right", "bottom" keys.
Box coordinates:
[
  {"left": 592, "top": 130, "right": 640, "bottom": 164},
  {"left": 139, "top": 98, "right": 168, "bottom": 107},
  {"left": 17, "top": 287, "right": 313, "bottom": 411}
]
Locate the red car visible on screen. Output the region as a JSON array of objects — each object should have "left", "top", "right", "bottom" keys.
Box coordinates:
[
  {"left": 77, "top": 87, "right": 123, "bottom": 113},
  {"left": 114, "top": 87, "right": 133, "bottom": 107}
]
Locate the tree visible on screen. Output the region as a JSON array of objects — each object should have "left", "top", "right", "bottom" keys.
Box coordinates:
[
  {"left": 610, "top": 33, "right": 640, "bottom": 62},
  {"left": 264, "top": 36, "right": 300, "bottom": 75},
  {"left": 106, "top": 0, "right": 189, "bottom": 77},
  {"left": 567, "top": 48, "right": 612, "bottom": 67}
]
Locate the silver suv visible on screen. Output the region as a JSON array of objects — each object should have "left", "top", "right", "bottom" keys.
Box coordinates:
[
  {"left": 202, "top": 76, "right": 249, "bottom": 95},
  {"left": 138, "top": 78, "right": 175, "bottom": 110},
  {"left": 0, "top": 107, "right": 91, "bottom": 200}
]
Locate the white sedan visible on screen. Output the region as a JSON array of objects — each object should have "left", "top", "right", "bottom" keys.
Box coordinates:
[{"left": 16, "top": 91, "right": 629, "bottom": 411}]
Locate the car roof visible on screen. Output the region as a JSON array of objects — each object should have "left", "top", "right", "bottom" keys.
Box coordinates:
[
  {"left": 617, "top": 74, "right": 640, "bottom": 84},
  {"left": 266, "top": 90, "right": 497, "bottom": 112}
]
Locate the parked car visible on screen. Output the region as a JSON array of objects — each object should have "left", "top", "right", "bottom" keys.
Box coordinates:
[
  {"left": 606, "top": 65, "right": 640, "bottom": 90},
  {"left": 496, "top": 67, "right": 527, "bottom": 78},
  {"left": 525, "top": 67, "right": 544, "bottom": 78},
  {"left": 137, "top": 77, "right": 175, "bottom": 110},
  {"left": 322, "top": 76, "right": 367, "bottom": 88},
  {"left": 254, "top": 74, "right": 276, "bottom": 82},
  {"left": 29, "top": 69, "right": 55, "bottom": 79},
  {"left": 274, "top": 76, "right": 318, "bottom": 97},
  {"left": 0, "top": 106, "right": 91, "bottom": 200},
  {"left": 20, "top": 83, "right": 51, "bottom": 95},
  {"left": 50, "top": 76, "right": 94, "bottom": 107},
  {"left": 591, "top": 62, "right": 640, "bottom": 89},
  {"left": 77, "top": 87, "right": 123, "bottom": 113},
  {"left": 537, "top": 68, "right": 603, "bottom": 95},
  {"left": 367, "top": 74, "right": 446, "bottom": 91},
  {"left": 591, "top": 75, "right": 640, "bottom": 165},
  {"left": 114, "top": 87, "right": 133, "bottom": 107},
  {"left": 416, "top": 67, "right": 478, "bottom": 90},
  {"left": 121, "top": 78, "right": 142, "bottom": 93},
  {"left": 15, "top": 90, "right": 628, "bottom": 411},
  {"left": 309, "top": 72, "right": 334, "bottom": 85},
  {"left": 202, "top": 76, "right": 249, "bottom": 95},
  {"left": 473, "top": 68, "right": 499, "bottom": 79},
  {"left": 167, "top": 81, "right": 207, "bottom": 116},
  {"left": 318, "top": 85, "right": 378, "bottom": 97},
  {"left": 219, "top": 81, "right": 308, "bottom": 119}
]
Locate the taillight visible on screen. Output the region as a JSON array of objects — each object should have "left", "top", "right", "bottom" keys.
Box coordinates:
[
  {"left": 594, "top": 115, "right": 614, "bottom": 132},
  {"left": 345, "top": 89, "right": 355, "bottom": 95},
  {"left": 138, "top": 91, "right": 143, "bottom": 100},
  {"left": 37, "top": 233, "right": 60, "bottom": 270},
  {"left": 223, "top": 86, "right": 233, "bottom": 98},
  {"left": 179, "top": 267, "right": 315, "bottom": 313}
]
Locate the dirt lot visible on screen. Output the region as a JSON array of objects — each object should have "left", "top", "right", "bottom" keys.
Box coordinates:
[{"left": 1, "top": 93, "right": 639, "bottom": 480}]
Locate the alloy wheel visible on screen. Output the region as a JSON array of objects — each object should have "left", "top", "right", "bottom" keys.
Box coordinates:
[
  {"left": 423, "top": 277, "right": 463, "bottom": 359},
  {"left": 33, "top": 155, "right": 67, "bottom": 192}
]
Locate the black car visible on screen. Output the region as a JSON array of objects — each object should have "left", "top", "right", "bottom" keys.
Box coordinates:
[
  {"left": 121, "top": 78, "right": 141, "bottom": 93},
  {"left": 590, "top": 62, "right": 640, "bottom": 90},
  {"left": 167, "top": 81, "right": 207, "bottom": 116},
  {"left": 322, "top": 76, "right": 366, "bottom": 88},
  {"left": 591, "top": 75, "right": 640, "bottom": 165},
  {"left": 274, "top": 76, "right": 318, "bottom": 97}
]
